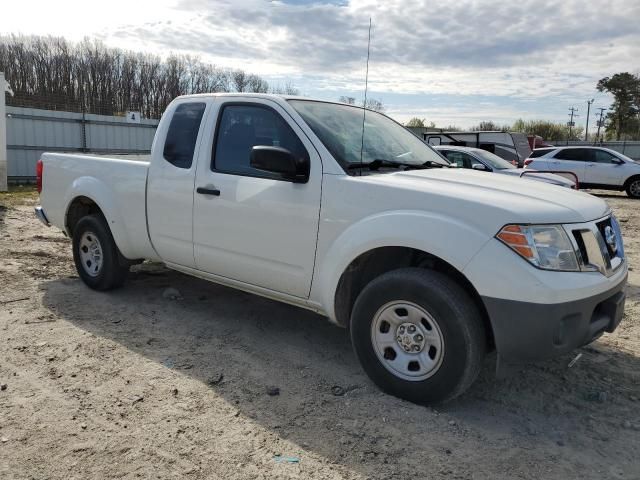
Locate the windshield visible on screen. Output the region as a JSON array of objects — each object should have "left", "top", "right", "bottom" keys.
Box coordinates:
[
  {"left": 288, "top": 100, "right": 449, "bottom": 172},
  {"left": 473, "top": 149, "right": 516, "bottom": 170}
]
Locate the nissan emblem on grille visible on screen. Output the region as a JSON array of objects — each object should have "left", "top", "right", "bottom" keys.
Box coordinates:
[{"left": 605, "top": 225, "right": 618, "bottom": 254}]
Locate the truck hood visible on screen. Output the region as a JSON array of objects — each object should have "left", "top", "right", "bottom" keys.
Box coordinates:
[
  {"left": 498, "top": 168, "right": 575, "bottom": 187},
  {"left": 366, "top": 168, "right": 609, "bottom": 224}
]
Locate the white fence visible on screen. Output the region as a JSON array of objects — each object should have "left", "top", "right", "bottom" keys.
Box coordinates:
[
  {"left": 5, "top": 106, "right": 159, "bottom": 182},
  {"left": 0, "top": 73, "right": 9, "bottom": 191}
]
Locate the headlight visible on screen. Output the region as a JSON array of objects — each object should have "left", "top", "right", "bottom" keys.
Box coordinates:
[{"left": 496, "top": 224, "right": 579, "bottom": 271}]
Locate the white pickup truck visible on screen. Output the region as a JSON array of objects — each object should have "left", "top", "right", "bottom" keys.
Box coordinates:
[{"left": 35, "top": 94, "right": 628, "bottom": 404}]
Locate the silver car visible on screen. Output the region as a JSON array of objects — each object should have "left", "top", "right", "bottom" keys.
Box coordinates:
[{"left": 435, "top": 145, "right": 575, "bottom": 188}]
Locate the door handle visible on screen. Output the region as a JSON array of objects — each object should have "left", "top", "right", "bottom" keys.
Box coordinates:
[{"left": 196, "top": 187, "right": 220, "bottom": 196}]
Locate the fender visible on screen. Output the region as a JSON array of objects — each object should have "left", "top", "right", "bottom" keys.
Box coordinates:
[
  {"left": 311, "top": 210, "right": 492, "bottom": 323},
  {"left": 63, "top": 176, "right": 141, "bottom": 259}
]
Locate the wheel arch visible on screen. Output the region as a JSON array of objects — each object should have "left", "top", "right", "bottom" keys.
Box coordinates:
[
  {"left": 623, "top": 174, "right": 640, "bottom": 189},
  {"left": 62, "top": 176, "right": 136, "bottom": 258},
  {"left": 65, "top": 195, "right": 105, "bottom": 236},
  {"left": 313, "top": 210, "right": 492, "bottom": 322},
  {"left": 332, "top": 246, "right": 495, "bottom": 350}
]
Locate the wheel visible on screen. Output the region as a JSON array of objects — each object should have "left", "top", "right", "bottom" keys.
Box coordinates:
[
  {"left": 350, "top": 268, "right": 486, "bottom": 404},
  {"left": 625, "top": 177, "right": 640, "bottom": 198},
  {"left": 72, "top": 214, "right": 129, "bottom": 290}
]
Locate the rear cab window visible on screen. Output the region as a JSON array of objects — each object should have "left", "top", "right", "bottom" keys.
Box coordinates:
[{"left": 163, "top": 102, "right": 207, "bottom": 169}]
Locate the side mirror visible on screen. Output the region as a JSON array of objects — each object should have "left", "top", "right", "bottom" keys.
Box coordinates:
[
  {"left": 472, "top": 163, "right": 488, "bottom": 171},
  {"left": 612, "top": 158, "right": 624, "bottom": 165},
  {"left": 250, "top": 146, "right": 310, "bottom": 183}
]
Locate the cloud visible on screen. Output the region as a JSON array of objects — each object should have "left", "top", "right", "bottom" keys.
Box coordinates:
[
  {"left": 2, "top": 0, "right": 638, "bottom": 126},
  {"left": 103, "top": 0, "right": 639, "bottom": 102}
]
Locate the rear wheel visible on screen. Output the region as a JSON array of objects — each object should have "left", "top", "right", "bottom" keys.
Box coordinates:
[
  {"left": 625, "top": 177, "right": 640, "bottom": 198},
  {"left": 350, "top": 268, "right": 485, "bottom": 404},
  {"left": 72, "top": 214, "right": 129, "bottom": 290}
]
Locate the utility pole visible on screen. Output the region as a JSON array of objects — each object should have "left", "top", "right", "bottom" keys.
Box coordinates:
[
  {"left": 567, "top": 107, "right": 579, "bottom": 144},
  {"left": 595, "top": 107, "right": 607, "bottom": 144},
  {"left": 585, "top": 99, "right": 594, "bottom": 141}
]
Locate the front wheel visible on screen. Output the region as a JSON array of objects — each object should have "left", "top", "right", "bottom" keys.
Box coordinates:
[
  {"left": 625, "top": 177, "right": 640, "bottom": 198},
  {"left": 72, "top": 214, "right": 129, "bottom": 290},
  {"left": 350, "top": 268, "right": 486, "bottom": 404}
]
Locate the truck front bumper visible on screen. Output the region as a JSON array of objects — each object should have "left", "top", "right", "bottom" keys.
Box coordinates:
[{"left": 482, "top": 272, "right": 627, "bottom": 364}]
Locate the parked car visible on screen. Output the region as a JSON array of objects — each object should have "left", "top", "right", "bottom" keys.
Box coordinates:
[
  {"left": 525, "top": 146, "right": 640, "bottom": 198},
  {"left": 435, "top": 145, "right": 575, "bottom": 188},
  {"left": 420, "top": 130, "right": 532, "bottom": 167},
  {"left": 35, "top": 94, "right": 627, "bottom": 404}
]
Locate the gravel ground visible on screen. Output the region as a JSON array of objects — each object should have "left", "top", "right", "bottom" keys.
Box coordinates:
[{"left": 0, "top": 187, "right": 639, "bottom": 480}]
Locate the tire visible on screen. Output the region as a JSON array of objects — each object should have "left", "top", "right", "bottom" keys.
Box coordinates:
[
  {"left": 72, "top": 214, "right": 129, "bottom": 291},
  {"left": 350, "top": 268, "right": 485, "bottom": 404},
  {"left": 625, "top": 177, "right": 640, "bottom": 198}
]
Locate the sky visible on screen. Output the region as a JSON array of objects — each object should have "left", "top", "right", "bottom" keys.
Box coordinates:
[{"left": 1, "top": 0, "right": 639, "bottom": 130}]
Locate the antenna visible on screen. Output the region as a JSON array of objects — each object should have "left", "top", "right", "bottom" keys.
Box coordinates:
[{"left": 359, "top": 17, "right": 372, "bottom": 175}]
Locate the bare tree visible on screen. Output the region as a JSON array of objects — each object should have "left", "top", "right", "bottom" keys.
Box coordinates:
[
  {"left": 339, "top": 96, "right": 356, "bottom": 105},
  {"left": 247, "top": 74, "right": 269, "bottom": 93},
  {"left": 0, "top": 34, "right": 298, "bottom": 119},
  {"left": 363, "top": 98, "right": 385, "bottom": 112},
  {"left": 271, "top": 81, "right": 300, "bottom": 96},
  {"left": 405, "top": 117, "right": 425, "bottom": 127},
  {"left": 231, "top": 70, "right": 249, "bottom": 93}
]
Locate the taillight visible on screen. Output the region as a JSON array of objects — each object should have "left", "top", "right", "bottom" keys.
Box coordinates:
[
  {"left": 523, "top": 159, "right": 533, "bottom": 167},
  {"left": 36, "top": 159, "right": 43, "bottom": 193}
]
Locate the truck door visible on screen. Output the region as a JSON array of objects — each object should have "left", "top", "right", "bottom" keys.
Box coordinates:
[
  {"left": 147, "top": 101, "right": 208, "bottom": 268},
  {"left": 192, "top": 99, "right": 322, "bottom": 298}
]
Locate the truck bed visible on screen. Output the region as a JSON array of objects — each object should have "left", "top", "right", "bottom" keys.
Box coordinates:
[{"left": 39, "top": 152, "right": 156, "bottom": 260}]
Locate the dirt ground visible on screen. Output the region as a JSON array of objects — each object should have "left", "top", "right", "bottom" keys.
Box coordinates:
[{"left": 0, "top": 186, "right": 639, "bottom": 480}]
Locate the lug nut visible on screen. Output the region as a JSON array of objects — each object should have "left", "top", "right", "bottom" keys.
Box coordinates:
[
  {"left": 404, "top": 345, "right": 410, "bottom": 351},
  {"left": 399, "top": 326, "right": 405, "bottom": 334},
  {"left": 397, "top": 336, "right": 402, "bottom": 342},
  {"left": 415, "top": 334, "right": 423, "bottom": 342},
  {"left": 408, "top": 325, "right": 416, "bottom": 333},
  {"left": 412, "top": 345, "right": 420, "bottom": 352}
]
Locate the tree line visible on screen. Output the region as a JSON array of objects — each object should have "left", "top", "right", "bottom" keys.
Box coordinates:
[
  {"left": 1, "top": 34, "right": 636, "bottom": 139},
  {"left": 338, "top": 95, "right": 385, "bottom": 112},
  {"left": 0, "top": 35, "right": 299, "bottom": 119},
  {"left": 406, "top": 116, "right": 586, "bottom": 141}
]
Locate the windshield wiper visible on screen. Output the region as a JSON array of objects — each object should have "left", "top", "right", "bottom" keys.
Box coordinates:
[{"left": 347, "top": 159, "right": 449, "bottom": 171}]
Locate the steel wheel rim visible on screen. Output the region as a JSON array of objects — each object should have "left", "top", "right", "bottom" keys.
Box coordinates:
[
  {"left": 371, "top": 301, "right": 445, "bottom": 381},
  {"left": 78, "top": 231, "right": 103, "bottom": 277},
  {"left": 630, "top": 181, "right": 640, "bottom": 196}
]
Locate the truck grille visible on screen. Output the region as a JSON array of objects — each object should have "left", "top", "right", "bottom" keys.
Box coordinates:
[{"left": 569, "top": 215, "right": 624, "bottom": 277}]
